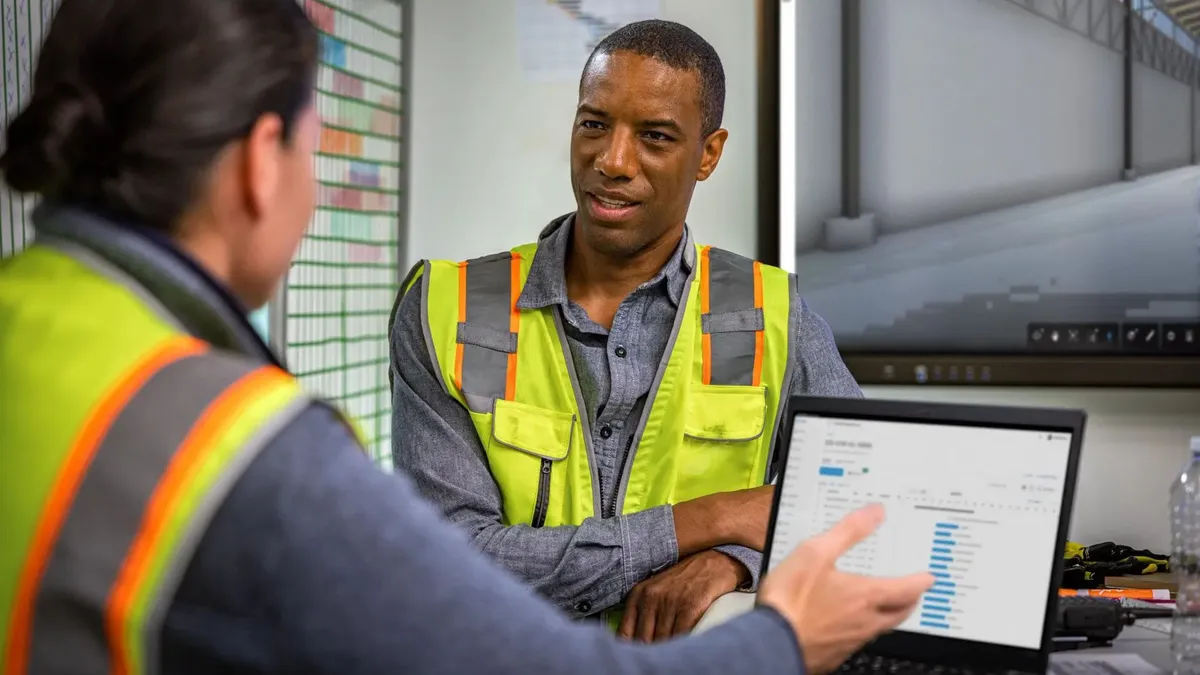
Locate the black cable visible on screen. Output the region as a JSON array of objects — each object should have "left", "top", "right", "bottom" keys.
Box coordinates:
[{"left": 1125, "top": 607, "right": 1174, "bottom": 621}]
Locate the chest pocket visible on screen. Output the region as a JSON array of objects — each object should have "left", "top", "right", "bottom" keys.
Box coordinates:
[
  {"left": 480, "top": 398, "right": 576, "bottom": 528},
  {"left": 674, "top": 384, "right": 768, "bottom": 503}
]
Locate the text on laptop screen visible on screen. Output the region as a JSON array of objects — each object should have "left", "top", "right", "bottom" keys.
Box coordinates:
[{"left": 767, "top": 414, "right": 1072, "bottom": 650}]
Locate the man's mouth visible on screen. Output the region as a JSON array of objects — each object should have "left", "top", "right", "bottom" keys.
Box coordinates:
[
  {"left": 586, "top": 193, "right": 641, "bottom": 222},
  {"left": 593, "top": 195, "right": 635, "bottom": 208}
]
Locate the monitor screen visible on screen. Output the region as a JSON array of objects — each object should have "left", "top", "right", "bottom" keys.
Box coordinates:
[
  {"left": 766, "top": 413, "right": 1073, "bottom": 650},
  {"left": 778, "top": 0, "right": 1200, "bottom": 358}
]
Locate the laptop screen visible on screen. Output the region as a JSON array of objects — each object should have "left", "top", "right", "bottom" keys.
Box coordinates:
[{"left": 766, "top": 413, "right": 1073, "bottom": 651}]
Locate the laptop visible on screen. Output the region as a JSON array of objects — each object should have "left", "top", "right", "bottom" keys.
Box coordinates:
[{"left": 760, "top": 396, "right": 1086, "bottom": 675}]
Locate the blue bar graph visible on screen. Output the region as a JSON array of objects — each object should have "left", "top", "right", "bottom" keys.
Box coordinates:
[
  {"left": 921, "top": 611, "right": 947, "bottom": 621},
  {"left": 928, "top": 518, "right": 961, "bottom": 608},
  {"left": 921, "top": 620, "right": 950, "bottom": 630},
  {"left": 818, "top": 466, "right": 844, "bottom": 477},
  {"left": 923, "top": 603, "right": 947, "bottom": 613}
]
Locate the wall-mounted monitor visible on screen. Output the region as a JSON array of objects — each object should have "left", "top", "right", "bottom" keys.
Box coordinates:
[{"left": 761, "top": 0, "right": 1200, "bottom": 386}]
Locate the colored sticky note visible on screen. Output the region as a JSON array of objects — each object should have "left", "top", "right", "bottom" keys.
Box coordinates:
[
  {"left": 348, "top": 243, "right": 383, "bottom": 262},
  {"left": 349, "top": 161, "right": 381, "bottom": 188},
  {"left": 330, "top": 212, "right": 373, "bottom": 238},
  {"left": 322, "top": 35, "right": 347, "bottom": 68}
]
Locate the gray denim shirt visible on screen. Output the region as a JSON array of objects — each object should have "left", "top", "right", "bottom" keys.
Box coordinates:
[{"left": 390, "top": 216, "right": 862, "bottom": 619}]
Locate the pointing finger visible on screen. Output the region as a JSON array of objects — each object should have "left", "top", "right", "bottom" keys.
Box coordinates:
[{"left": 813, "top": 504, "right": 885, "bottom": 558}]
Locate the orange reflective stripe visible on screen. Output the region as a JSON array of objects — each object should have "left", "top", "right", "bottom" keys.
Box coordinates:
[
  {"left": 105, "top": 365, "right": 295, "bottom": 672},
  {"left": 2, "top": 336, "right": 206, "bottom": 675},
  {"left": 698, "top": 246, "right": 712, "bottom": 385},
  {"left": 505, "top": 252, "right": 522, "bottom": 400},
  {"left": 752, "top": 261, "right": 765, "bottom": 387},
  {"left": 104, "top": 365, "right": 292, "bottom": 675}
]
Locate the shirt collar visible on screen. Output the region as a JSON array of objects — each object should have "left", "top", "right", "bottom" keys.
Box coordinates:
[
  {"left": 32, "top": 202, "right": 284, "bottom": 368},
  {"left": 516, "top": 212, "right": 696, "bottom": 312}
]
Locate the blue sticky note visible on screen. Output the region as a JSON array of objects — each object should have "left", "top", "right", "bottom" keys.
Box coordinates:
[{"left": 322, "top": 35, "right": 347, "bottom": 68}]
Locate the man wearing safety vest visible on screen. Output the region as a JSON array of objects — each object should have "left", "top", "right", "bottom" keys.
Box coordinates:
[{"left": 389, "top": 20, "right": 862, "bottom": 640}]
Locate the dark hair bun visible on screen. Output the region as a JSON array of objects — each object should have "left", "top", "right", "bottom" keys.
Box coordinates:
[{"left": 1, "top": 80, "right": 106, "bottom": 195}]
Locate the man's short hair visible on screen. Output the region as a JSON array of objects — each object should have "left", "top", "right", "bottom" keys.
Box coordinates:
[{"left": 583, "top": 19, "right": 726, "bottom": 137}]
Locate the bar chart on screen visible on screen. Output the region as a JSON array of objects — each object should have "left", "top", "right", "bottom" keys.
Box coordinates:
[{"left": 769, "top": 414, "right": 1071, "bottom": 648}]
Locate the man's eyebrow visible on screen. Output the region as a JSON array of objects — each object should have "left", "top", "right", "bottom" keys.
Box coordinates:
[
  {"left": 642, "top": 118, "right": 684, "bottom": 135},
  {"left": 577, "top": 104, "right": 608, "bottom": 118}
]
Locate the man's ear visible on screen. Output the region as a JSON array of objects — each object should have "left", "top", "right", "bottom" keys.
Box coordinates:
[{"left": 696, "top": 128, "right": 729, "bottom": 182}]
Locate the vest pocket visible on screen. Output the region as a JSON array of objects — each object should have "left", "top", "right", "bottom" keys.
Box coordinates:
[
  {"left": 676, "top": 384, "right": 769, "bottom": 501},
  {"left": 488, "top": 399, "right": 575, "bottom": 527}
]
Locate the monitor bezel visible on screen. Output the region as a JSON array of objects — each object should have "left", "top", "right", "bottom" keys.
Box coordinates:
[
  {"left": 756, "top": 0, "right": 1200, "bottom": 387},
  {"left": 758, "top": 396, "right": 1086, "bottom": 674}
]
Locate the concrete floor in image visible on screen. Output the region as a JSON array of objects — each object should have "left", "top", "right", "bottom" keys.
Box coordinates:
[{"left": 795, "top": 166, "right": 1200, "bottom": 351}]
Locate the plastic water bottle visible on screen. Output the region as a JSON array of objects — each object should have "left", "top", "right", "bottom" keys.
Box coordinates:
[{"left": 1170, "top": 437, "right": 1200, "bottom": 674}]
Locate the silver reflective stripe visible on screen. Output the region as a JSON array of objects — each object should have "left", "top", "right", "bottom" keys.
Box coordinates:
[
  {"left": 701, "top": 308, "right": 764, "bottom": 334},
  {"left": 458, "top": 253, "right": 516, "bottom": 412},
  {"left": 29, "top": 351, "right": 307, "bottom": 675},
  {"left": 703, "top": 248, "right": 761, "bottom": 386},
  {"left": 457, "top": 323, "right": 517, "bottom": 353}
]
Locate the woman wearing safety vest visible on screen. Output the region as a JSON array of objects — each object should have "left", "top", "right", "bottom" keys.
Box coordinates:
[{"left": 0, "top": 0, "right": 931, "bottom": 673}]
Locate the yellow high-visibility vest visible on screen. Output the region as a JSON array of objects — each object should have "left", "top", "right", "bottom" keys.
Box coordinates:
[
  {"left": 405, "top": 239, "right": 792, "bottom": 538},
  {"left": 0, "top": 240, "right": 354, "bottom": 674}
]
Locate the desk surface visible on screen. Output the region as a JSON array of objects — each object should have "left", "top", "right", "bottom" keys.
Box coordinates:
[{"left": 695, "top": 593, "right": 1173, "bottom": 673}]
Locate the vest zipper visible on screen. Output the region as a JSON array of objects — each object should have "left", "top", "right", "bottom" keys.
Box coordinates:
[
  {"left": 531, "top": 459, "right": 552, "bottom": 528},
  {"left": 604, "top": 436, "right": 636, "bottom": 519}
]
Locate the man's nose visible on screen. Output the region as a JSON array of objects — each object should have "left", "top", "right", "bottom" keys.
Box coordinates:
[{"left": 594, "top": 127, "right": 638, "bottom": 180}]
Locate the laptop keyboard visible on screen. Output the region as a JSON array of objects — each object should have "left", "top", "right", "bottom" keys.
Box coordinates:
[{"left": 836, "top": 653, "right": 991, "bottom": 674}]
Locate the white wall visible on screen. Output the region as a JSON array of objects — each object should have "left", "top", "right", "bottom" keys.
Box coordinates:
[
  {"left": 865, "top": 385, "right": 1200, "bottom": 551},
  {"left": 793, "top": 0, "right": 841, "bottom": 252},
  {"left": 407, "top": 0, "right": 759, "bottom": 266},
  {"left": 1134, "top": 62, "right": 1193, "bottom": 174},
  {"left": 793, "top": 0, "right": 1200, "bottom": 249},
  {"left": 861, "top": 0, "right": 1126, "bottom": 235}
]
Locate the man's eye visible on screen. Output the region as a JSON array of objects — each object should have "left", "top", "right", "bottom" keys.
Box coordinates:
[
  {"left": 580, "top": 120, "right": 604, "bottom": 130},
  {"left": 643, "top": 131, "right": 670, "bottom": 142}
]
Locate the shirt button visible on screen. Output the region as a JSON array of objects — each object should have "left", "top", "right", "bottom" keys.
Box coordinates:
[
  {"left": 576, "top": 600, "right": 592, "bottom": 614},
  {"left": 599, "top": 426, "right": 612, "bottom": 439},
  {"left": 614, "top": 345, "right": 627, "bottom": 358}
]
